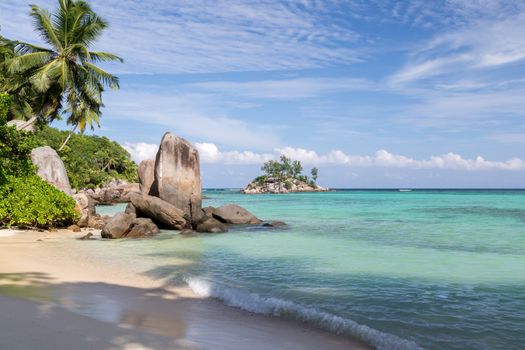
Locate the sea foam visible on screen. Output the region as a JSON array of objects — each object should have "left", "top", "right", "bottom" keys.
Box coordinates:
[{"left": 186, "top": 276, "right": 423, "bottom": 350}]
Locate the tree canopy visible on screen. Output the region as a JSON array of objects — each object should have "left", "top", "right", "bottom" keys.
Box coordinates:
[{"left": 0, "top": 0, "right": 121, "bottom": 136}]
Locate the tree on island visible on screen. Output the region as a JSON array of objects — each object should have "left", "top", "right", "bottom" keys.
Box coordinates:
[
  {"left": 0, "top": 0, "right": 122, "bottom": 149},
  {"left": 310, "top": 167, "right": 318, "bottom": 182},
  {"left": 257, "top": 156, "right": 319, "bottom": 189}
]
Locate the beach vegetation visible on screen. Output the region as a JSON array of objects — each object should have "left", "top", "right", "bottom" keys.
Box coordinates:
[
  {"left": 0, "top": 174, "right": 79, "bottom": 228},
  {"left": 0, "top": 116, "right": 78, "bottom": 228}
]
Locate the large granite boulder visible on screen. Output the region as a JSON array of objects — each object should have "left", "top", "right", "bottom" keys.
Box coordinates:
[
  {"left": 130, "top": 192, "right": 187, "bottom": 230},
  {"left": 212, "top": 204, "right": 262, "bottom": 225},
  {"left": 138, "top": 159, "right": 155, "bottom": 194},
  {"left": 30, "top": 146, "right": 72, "bottom": 194},
  {"left": 7, "top": 119, "right": 37, "bottom": 133},
  {"left": 150, "top": 133, "right": 202, "bottom": 220},
  {"left": 101, "top": 212, "right": 135, "bottom": 239},
  {"left": 127, "top": 218, "right": 160, "bottom": 238}
]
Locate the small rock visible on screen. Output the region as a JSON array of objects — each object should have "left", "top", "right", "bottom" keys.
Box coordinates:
[
  {"left": 261, "top": 221, "right": 287, "bottom": 228},
  {"left": 179, "top": 229, "right": 196, "bottom": 235},
  {"left": 68, "top": 224, "right": 81, "bottom": 232},
  {"left": 196, "top": 217, "right": 228, "bottom": 233},
  {"left": 126, "top": 218, "right": 160, "bottom": 238},
  {"left": 79, "top": 233, "right": 94, "bottom": 240}
]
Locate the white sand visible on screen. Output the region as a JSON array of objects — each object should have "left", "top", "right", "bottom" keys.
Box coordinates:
[{"left": 0, "top": 229, "right": 370, "bottom": 350}]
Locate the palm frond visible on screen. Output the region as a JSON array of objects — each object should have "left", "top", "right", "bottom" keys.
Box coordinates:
[
  {"left": 84, "top": 62, "right": 120, "bottom": 89},
  {"left": 6, "top": 52, "right": 52, "bottom": 74},
  {"left": 14, "top": 41, "right": 53, "bottom": 55},
  {"left": 29, "top": 59, "right": 62, "bottom": 92},
  {"left": 29, "top": 5, "right": 63, "bottom": 51},
  {"left": 88, "top": 51, "right": 123, "bottom": 63}
]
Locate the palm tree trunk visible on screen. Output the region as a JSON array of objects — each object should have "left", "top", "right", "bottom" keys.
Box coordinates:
[{"left": 58, "top": 125, "right": 77, "bottom": 151}]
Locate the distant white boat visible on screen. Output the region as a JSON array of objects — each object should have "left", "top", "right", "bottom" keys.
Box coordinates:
[{"left": 399, "top": 189, "right": 413, "bottom": 192}]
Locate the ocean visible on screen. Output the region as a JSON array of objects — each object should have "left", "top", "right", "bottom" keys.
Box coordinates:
[{"left": 98, "top": 189, "right": 525, "bottom": 350}]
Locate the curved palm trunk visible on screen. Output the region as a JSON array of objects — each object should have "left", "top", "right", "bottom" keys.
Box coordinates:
[{"left": 58, "top": 125, "right": 77, "bottom": 151}]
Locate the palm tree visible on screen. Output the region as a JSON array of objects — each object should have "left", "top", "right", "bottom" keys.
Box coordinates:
[{"left": 3, "top": 0, "right": 122, "bottom": 146}]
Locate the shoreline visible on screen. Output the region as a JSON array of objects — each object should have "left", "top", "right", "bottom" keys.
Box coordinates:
[{"left": 0, "top": 229, "right": 371, "bottom": 350}]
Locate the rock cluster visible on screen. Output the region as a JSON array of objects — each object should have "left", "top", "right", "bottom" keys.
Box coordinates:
[
  {"left": 79, "top": 179, "right": 139, "bottom": 205},
  {"left": 73, "top": 193, "right": 111, "bottom": 229},
  {"left": 242, "top": 177, "right": 328, "bottom": 194},
  {"left": 97, "top": 132, "right": 285, "bottom": 238}
]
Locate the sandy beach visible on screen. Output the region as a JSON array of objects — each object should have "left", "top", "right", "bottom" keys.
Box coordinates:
[{"left": 0, "top": 229, "right": 370, "bottom": 350}]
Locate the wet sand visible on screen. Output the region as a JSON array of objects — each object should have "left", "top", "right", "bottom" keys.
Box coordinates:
[{"left": 0, "top": 229, "right": 371, "bottom": 350}]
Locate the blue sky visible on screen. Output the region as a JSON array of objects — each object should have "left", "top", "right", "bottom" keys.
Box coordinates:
[{"left": 1, "top": 0, "right": 525, "bottom": 187}]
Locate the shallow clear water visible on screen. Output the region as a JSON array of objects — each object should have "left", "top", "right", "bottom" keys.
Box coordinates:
[{"left": 98, "top": 190, "right": 525, "bottom": 350}]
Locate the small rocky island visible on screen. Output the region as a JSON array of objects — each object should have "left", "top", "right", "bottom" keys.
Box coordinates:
[{"left": 242, "top": 156, "right": 328, "bottom": 194}]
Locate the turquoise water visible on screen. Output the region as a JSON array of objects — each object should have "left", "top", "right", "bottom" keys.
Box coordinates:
[{"left": 98, "top": 190, "right": 525, "bottom": 350}]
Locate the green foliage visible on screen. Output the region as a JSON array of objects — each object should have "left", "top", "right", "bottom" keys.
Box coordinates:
[
  {"left": 34, "top": 126, "right": 137, "bottom": 189},
  {"left": 310, "top": 167, "right": 318, "bottom": 182},
  {"left": 1, "top": 0, "right": 122, "bottom": 130},
  {"left": 255, "top": 175, "right": 267, "bottom": 186},
  {"left": 260, "top": 156, "right": 317, "bottom": 185},
  {"left": 0, "top": 175, "right": 79, "bottom": 228},
  {"left": 284, "top": 180, "right": 293, "bottom": 190},
  {"left": 0, "top": 93, "right": 10, "bottom": 123},
  {"left": 0, "top": 113, "right": 41, "bottom": 182}
]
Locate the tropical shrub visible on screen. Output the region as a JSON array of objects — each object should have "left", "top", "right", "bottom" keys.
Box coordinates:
[
  {"left": 0, "top": 105, "right": 41, "bottom": 182},
  {"left": 0, "top": 175, "right": 79, "bottom": 228},
  {"left": 0, "top": 93, "right": 10, "bottom": 123}
]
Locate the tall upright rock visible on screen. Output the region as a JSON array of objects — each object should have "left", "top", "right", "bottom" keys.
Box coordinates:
[
  {"left": 150, "top": 133, "right": 202, "bottom": 220},
  {"left": 138, "top": 159, "right": 155, "bottom": 194},
  {"left": 30, "top": 146, "right": 72, "bottom": 194}
]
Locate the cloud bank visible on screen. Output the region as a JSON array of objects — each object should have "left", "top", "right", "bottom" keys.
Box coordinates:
[{"left": 124, "top": 142, "right": 525, "bottom": 171}]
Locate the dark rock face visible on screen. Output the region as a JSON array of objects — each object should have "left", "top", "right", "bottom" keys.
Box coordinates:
[
  {"left": 150, "top": 133, "right": 202, "bottom": 221},
  {"left": 138, "top": 159, "right": 155, "bottom": 194},
  {"left": 196, "top": 217, "right": 228, "bottom": 233},
  {"left": 125, "top": 203, "right": 137, "bottom": 215},
  {"left": 127, "top": 218, "right": 160, "bottom": 238},
  {"left": 129, "top": 192, "right": 187, "bottom": 230},
  {"left": 30, "top": 146, "right": 72, "bottom": 194},
  {"left": 261, "top": 221, "right": 287, "bottom": 228},
  {"left": 212, "top": 204, "right": 262, "bottom": 225},
  {"left": 101, "top": 212, "right": 135, "bottom": 239}
]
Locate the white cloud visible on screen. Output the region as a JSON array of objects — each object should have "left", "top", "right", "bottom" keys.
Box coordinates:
[
  {"left": 124, "top": 142, "right": 525, "bottom": 170},
  {"left": 0, "top": 0, "right": 361, "bottom": 74},
  {"left": 195, "top": 143, "right": 274, "bottom": 164},
  {"left": 389, "top": 11, "right": 525, "bottom": 85},
  {"left": 123, "top": 142, "right": 158, "bottom": 163}
]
